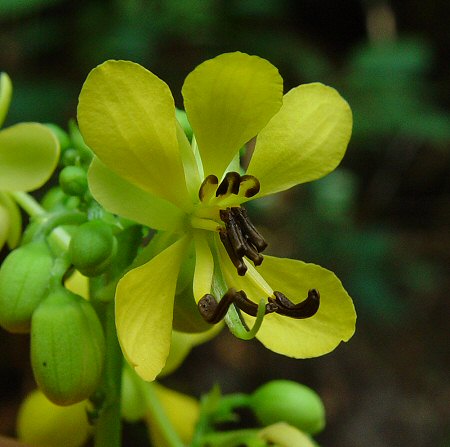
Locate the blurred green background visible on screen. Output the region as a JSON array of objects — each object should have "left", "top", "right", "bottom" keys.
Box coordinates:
[{"left": 1, "top": 0, "right": 449, "bottom": 446}]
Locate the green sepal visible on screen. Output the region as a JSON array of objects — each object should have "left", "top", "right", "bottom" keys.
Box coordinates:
[
  {"left": 31, "top": 288, "right": 105, "bottom": 405},
  {"left": 0, "top": 240, "right": 54, "bottom": 333}
]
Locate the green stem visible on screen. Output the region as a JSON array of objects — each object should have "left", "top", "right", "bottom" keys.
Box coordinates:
[
  {"left": 10, "top": 191, "right": 75, "bottom": 251},
  {"left": 93, "top": 300, "right": 123, "bottom": 447},
  {"left": 137, "top": 381, "right": 184, "bottom": 447},
  {"left": 9, "top": 191, "right": 45, "bottom": 217}
]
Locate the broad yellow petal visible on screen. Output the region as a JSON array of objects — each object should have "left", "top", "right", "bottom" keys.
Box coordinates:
[
  {"left": 0, "top": 123, "right": 59, "bottom": 191},
  {"left": 219, "top": 251, "right": 356, "bottom": 358},
  {"left": 247, "top": 83, "right": 352, "bottom": 197},
  {"left": 88, "top": 157, "right": 185, "bottom": 232},
  {"left": 182, "top": 52, "right": 283, "bottom": 178},
  {"left": 116, "top": 236, "right": 189, "bottom": 381},
  {"left": 78, "top": 60, "right": 190, "bottom": 210}
]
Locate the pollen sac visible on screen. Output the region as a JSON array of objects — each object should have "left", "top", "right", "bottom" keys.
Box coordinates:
[
  {"left": 216, "top": 171, "right": 241, "bottom": 197},
  {"left": 198, "top": 288, "right": 277, "bottom": 324},
  {"left": 269, "top": 289, "right": 320, "bottom": 319},
  {"left": 198, "top": 175, "right": 219, "bottom": 202},
  {"left": 219, "top": 206, "right": 268, "bottom": 276},
  {"left": 199, "top": 171, "right": 260, "bottom": 203}
]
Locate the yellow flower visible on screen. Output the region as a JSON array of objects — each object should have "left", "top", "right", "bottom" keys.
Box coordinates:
[
  {"left": 77, "top": 52, "right": 356, "bottom": 381},
  {"left": 0, "top": 73, "right": 59, "bottom": 249}
]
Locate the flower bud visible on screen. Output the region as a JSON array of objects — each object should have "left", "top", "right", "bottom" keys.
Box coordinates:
[
  {"left": 249, "top": 380, "right": 325, "bottom": 435},
  {"left": 69, "top": 220, "right": 117, "bottom": 277},
  {"left": 59, "top": 165, "right": 88, "bottom": 196},
  {"left": 31, "top": 288, "right": 105, "bottom": 405},
  {"left": 0, "top": 240, "right": 54, "bottom": 333}
]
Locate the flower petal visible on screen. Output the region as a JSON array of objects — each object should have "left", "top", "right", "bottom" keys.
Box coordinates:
[
  {"left": 159, "top": 326, "right": 221, "bottom": 377},
  {"left": 247, "top": 83, "right": 352, "bottom": 197},
  {"left": 116, "top": 236, "right": 188, "bottom": 381},
  {"left": 0, "top": 203, "right": 10, "bottom": 250},
  {"left": 0, "top": 192, "right": 21, "bottom": 248},
  {"left": 220, "top": 252, "right": 356, "bottom": 358},
  {"left": 0, "top": 123, "right": 59, "bottom": 191},
  {"left": 0, "top": 72, "right": 12, "bottom": 127},
  {"left": 182, "top": 52, "right": 283, "bottom": 178},
  {"left": 77, "top": 60, "right": 191, "bottom": 210},
  {"left": 88, "top": 157, "right": 185, "bottom": 232},
  {"left": 192, "top": 231, "right": 214, "bottom": 303},
  {"left": 259, "top": 422, "right": 317, "bottom": 447}
]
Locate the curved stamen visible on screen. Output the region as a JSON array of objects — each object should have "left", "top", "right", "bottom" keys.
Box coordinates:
[
  {"left": 198, "top": 288, "right": 276, "bottom": 324},
  {"left": 269, "top": 289, "right": 320, "bottom": 319}
]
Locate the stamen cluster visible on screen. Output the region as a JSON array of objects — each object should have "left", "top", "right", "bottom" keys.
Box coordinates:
[
  {"left": 219, "top": 207, "right": 267, "bottom": 276},
  {"left": 198, "top": 288, "right": 320, "bottom": 324}
]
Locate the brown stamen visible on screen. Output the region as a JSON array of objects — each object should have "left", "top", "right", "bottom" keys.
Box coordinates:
[
  {"left": 269, "top": 289, "right": 320, "bottom": 319},
  {"left": 219, "top": 228, "right": 247, "bottom": 276},
  {"left": 198, "top": 289, "right": 277, "bottom": 324}
]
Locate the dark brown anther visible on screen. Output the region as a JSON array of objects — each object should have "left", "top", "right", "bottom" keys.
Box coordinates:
[
  {"left": 216, "top": 171, "right": 241, "bottom": 197},
  {"left": 198, "top": 175, "right": 219, "bottom": 201},
  {"left": 230, "top": 207, "right": 268, "bottom": 252},
  {"left": 243, "top": 242, "right": 264, "bottom": 266},
  {"left": 220, "top": 209, "right": 247, "bottom": 257},
  {"left": 198, "top": 289, "right": 277, "bottom": 324},
  {"left": 239, "top": 175, "right": 260, "bottom": 198},
  {"left": 269, "top": 289, "right": 320, "bottom": 319},
  {"left": 219, "top": 228, "right": 247, "bottom": 276}
]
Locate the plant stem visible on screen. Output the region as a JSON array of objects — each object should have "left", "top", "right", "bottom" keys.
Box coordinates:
[
  {"left": 138, "top": 381, "right": 184, "bottom": 447},
  {"left": 9, "top": 191, "right": 44, "bottom": 217},
  {"left": 93, "top": 300, "right": 123, "bottom": 447}
]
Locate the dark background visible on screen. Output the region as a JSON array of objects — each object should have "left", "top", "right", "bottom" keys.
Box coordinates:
[{"left": 1, "top": 1, "right": 449, "bottom": 446}]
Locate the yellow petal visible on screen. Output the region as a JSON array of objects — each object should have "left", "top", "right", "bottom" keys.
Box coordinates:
[
  {"left": 88, "top": 157, "right": 185, "bottom": 232},
  {"left": 259, "top": 422, "right": 317, "bottom": 447},
  {"left": 116, "top": 236, "right": 189, "bottom": 381},
  {"left": 219, "top": 250, "right": 356, "bottom": 358},
  {"left": 17, "top": 389, "right": 91, "bottom": 447},
  {"left": 77, "top": 60, "right": 191, "bottom": 211},
  {"left": 192, "top": 231, "right": 214, "bottom": 303},
  {"left": 147, "top": 383, "right": 199, "bottom": 446},
  {"left": 0, "top": 123, "right": 59, "bottom": 191},
  {"left": 247, "top": 83, "right": 352, "bottom": 197},
  {"left": 182, "top": 52, "right": 283, "bottom": 178}
]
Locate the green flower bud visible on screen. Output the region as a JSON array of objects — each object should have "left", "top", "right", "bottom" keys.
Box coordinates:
[
  {"left": 31, "top": 288, "right": 105, "bottom": 405},
  {"left": 45, "top": 123, "right": 71, "bottom": 151},
  {"left": 61, "top": 147, "right": 79, "bottom": 167},
  {"left": 249, "top": 380, "right": 325, "bottom": 435},
  {"left": 0, "top": 240, "right": 54, "bottom": 333},
  {"left": 69, "top": 220, "right": 117, "bottom": 277},
  {"left": 59, "top": 165, "right": 88, "bottom": 196}
]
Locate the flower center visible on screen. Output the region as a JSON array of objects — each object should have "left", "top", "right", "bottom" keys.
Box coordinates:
[
  {"left": 192, "top": 171, "right": 267, "bottom": 276},
  {"left": 192, "top": 172, "right": 321, "bottom": 329}
]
